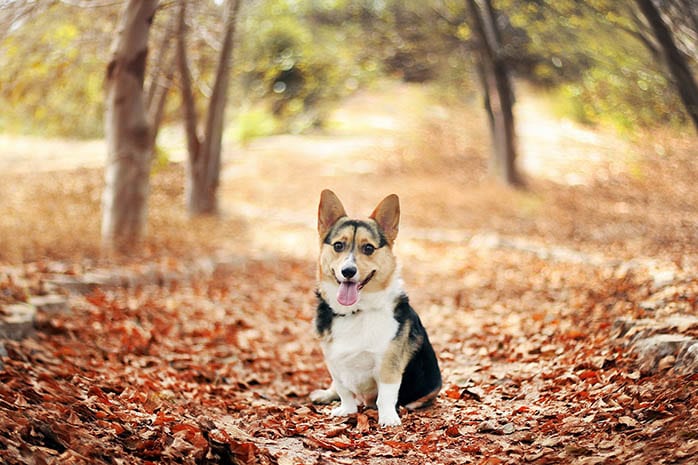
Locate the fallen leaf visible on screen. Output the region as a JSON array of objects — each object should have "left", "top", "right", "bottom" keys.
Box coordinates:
[
  {"left": 445, "top": 424, "right": 462, "bottom": 437},
  {"left": 355, "top": 413, "right": 370, "bottom": 433}
]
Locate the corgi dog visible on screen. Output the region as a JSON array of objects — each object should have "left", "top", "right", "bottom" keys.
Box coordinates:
[{"left": 310, "top": 189, "right": 441, "bottom": 427}]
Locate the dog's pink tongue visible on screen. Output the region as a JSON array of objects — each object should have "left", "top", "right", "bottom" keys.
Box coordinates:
[{"left": 337, "top": 281, "right": 359, "bottom": 306}]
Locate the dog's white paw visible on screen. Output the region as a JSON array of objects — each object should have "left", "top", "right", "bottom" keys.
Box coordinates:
[
  {"left": 310, "top": 388, "right": 339, "bottom": 404},
  {"left": 378, "top": 410, "right": 401, "bottom": 427},
  {"left": 331, "top": 404, "right": 358, "bottom": 417}
]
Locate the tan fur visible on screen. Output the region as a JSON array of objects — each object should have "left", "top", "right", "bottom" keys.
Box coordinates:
[
  {"left": 318, "top": 216, "right": 398, "bottom": 296},
  {"left": 354, "top": 226, "right": 397, "bottom": 292},
  {"left": 318, "top": 189, "right": 347, "bottom": 241},
  {"left": 379, "top": 320, "right": 419, "bottom": 384},
  {"left": 370, "top": 194, "right": 400, "bottom": 246}
]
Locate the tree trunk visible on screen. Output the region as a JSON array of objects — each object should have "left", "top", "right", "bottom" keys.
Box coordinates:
[
  {"left": 635, "top": 0, "right": 698, "bottom": 132},
  {"left": 146, "top": 7, "right": 178, "bottom": 145},
  {"left": 101, "top": 0, "right": 159, "bottom": 251},
  {"left": 176, "top": 0, "right": 200, "bottom": 161},
  {"left": 467, "top": 0, "right": 521, "bottom": 187},
  {"left": 147, "top": 50, "right": 176, "bottom": 148},
  {"left": 178, "top": 0, "right": 242, "bottom": 216}
]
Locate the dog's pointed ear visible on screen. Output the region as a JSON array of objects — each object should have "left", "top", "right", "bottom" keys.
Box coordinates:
[
  {"left": 370, "top": 194, "right": 400, "bottom": 246},
  {"left": 318, "top": 189, "right": 347, "bottom": 240}
]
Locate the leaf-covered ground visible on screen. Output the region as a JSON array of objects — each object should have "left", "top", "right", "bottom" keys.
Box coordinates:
[
  {"left": 2, "top": 247, "right": 697, "bottom": 464},
  {"left": 1, "top": 83, "right": 697, "bottom": 464}
]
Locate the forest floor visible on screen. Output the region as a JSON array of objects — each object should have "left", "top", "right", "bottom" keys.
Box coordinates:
[{"left": 1, "top": 82, "right": 697, "bottom": 464}]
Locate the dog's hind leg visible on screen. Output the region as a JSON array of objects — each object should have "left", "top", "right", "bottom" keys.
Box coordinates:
[
  {"left": 309, "top": 381, "right": 340, "bottom": 404},
  {"left": 403, "top": 385, "right": 441, "bottom": 410}
]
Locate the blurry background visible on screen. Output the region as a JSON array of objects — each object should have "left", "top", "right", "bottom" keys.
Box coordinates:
[
  {"left": 2, "top": 0, "right": 696, "bottom": 137},
  {"left": 0, "top": 0, "right": 696, "bottom": 265}
]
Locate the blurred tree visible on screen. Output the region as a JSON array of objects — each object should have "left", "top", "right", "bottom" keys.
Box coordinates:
[
  {"left": 233, "top": 0, "right": 371, "bottom": 133},
  {"left": 1, "top": 0, "right": 694, "bottom": 143},
  {"left": 467, "top": 0, "right": 520, "bottom": 186},
  {"left": 504, "top": 0, "right": 694, "bottom": 129},
  {"left": 0, "top": 1, "right": 178, "bottom": 138},
  {"left": 309, "top": 0, "right": 470, "bottom": 87},
  {"left": 0, "top": 2, "right": 116, "bottom": 137},
  {"left": 0, "top": 0, "right": 50, "bottom": 42},
  {"left": 101, "top": 0, "right": 159, "bottom": 250},
  {"left": 177, "top": 0, "right": 242, "bottom": 215},
  {"left": 633, "top": 0, "right": 698, "bottom": 131},
  {"left": 146, "top": 6, "right": 179, "bottom": 147}
]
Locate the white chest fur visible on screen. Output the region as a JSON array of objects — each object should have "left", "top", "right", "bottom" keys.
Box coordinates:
[
  {"left": 318, "top": 276, "right": 404, "bottom": 400},
  {"left": 320, "top": 273, "right": 404, "bottom": 403},
  {"left": 322, "top": 307, "right": 399, "bottom": 398}
]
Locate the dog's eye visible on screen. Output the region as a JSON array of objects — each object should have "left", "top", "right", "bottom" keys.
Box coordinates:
[
  {"left": 362, "top": 244, "right": 375, "bottom": 256},
  {"left": 333, "top": 242, "right": 345, "bottom": 253}
]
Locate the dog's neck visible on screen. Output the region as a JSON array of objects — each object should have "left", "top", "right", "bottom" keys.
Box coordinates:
[
  {"left": 332, "top": 308, "right": 362, "bottom": 318},
  {"left": 318, "top": 271, "right": 405, "bottom": 317}
]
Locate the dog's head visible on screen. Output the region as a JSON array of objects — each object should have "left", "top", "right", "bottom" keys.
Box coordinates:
[{"left": 317, "top": 189, "right": 400, "bottom": 308}]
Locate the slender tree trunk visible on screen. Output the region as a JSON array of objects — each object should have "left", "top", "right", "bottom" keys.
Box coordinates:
[
  {"left": 147, "top": 50, "right": 176, "bottom": 148},
  {"left": 177, "top": 0, "right": 242, "bottom": 216},
  {"left": 176, "top": 0, "right": 201, "bottom": 162},
  {"left": 102, "top": 0, "right": 158, "bottom": 251},
  {"left": 635, "top": 0, "right": 698, "bottom": 132},
  {"left": 146, "top": 8, "right": 178, "bottom": 145},
  {"left": 467, "top": 0, "right": 521, "bottom": 187},
  {"left": 145, "top": 9, "right": 176, "bottom": 111}
]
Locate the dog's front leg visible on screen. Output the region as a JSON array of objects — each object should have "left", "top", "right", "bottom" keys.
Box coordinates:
[
  {"left": 377, "top": 323, "right": 416, "bottom": 427},
  {"left": 330, "top": 381, "right": 358, "bottom": 417},
  {"left": 377, "top": 382, "right": 401, "bottom": 426},
  {"left": 377, "top": 358, "right": 402, "bottom": 426}
]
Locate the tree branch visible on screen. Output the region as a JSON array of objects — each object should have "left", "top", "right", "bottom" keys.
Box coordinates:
[{"left": 176, "top": 0, "right": 201, "bottom": 158}]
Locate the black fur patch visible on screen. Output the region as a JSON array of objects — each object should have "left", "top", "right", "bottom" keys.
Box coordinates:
[
  {"left": 315, "top": 291, "right": 334, "bottom": 336},
  {"left": 322, "top": 219, "right": 388, "bottom": 248},
  {"left": 393, "top": 295, "right": 442, "bottom": 407}
]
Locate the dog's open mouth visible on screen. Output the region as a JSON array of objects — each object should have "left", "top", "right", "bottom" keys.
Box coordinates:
[{"left": 337, "top": 270, "right": 376, "bottom": 307}]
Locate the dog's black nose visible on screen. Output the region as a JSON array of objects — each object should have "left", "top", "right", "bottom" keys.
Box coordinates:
[{"left": 341, "top": 265, "right": 357, "bottom": 279}]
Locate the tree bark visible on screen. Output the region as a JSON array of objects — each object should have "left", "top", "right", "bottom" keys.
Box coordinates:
[
  {"left": 147, "top": 49, "right": 176, "bottom": 148},
  {"left": 177, "top": 0, "right": 242, "bottom": 216},
  {"left": 176, "top": 0, "right": 200, "bottom": 162},
  {"left": 467, "top": 0, "right": 521, "bottom": 187},
  {"left": 635, "top": 0, "right": 698, "bottom": 132},
  {"left": 101, "top": 0, "right": 159, "bottom": 251},
  {"left": 146, "top": 8, "right": 178, "bottom": 145}
]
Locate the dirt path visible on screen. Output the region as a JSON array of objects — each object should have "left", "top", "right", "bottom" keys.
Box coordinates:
[
  {"left": 218, "top": 82, "right": 633, "bottom": 259},
  {"left": 515, "top": 85, "right": 633, "bottom": 186},
  {"left": 0, "top": 81, "right": 637, "bottom": 261}
]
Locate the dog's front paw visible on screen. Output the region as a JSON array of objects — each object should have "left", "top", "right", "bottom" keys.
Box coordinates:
[
  {"left": 378, "top": 409, "right": 401, "bottom": 427},
  {"left": 330, "top": 404, "right": 358, "bottom": 417},
  {"left": 310, "top": 388, "right": 339, "bottom": 404}
]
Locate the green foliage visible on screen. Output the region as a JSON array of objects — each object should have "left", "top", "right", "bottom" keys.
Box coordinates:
[
  {"left": 0, "top": 0, "right": 693, "bottom": 139},
  {"left": 151, "top": 145, "right": 171, "bottom": 174},
  {"left": 0, "top": 4, "right": 115, "bottom": 138},
  {"left": 553, "top": 64, "right": 683, "bottom": 130},
  {"left": 230, "top": 106, "right": 278, "bottom": 145},
  {"left": 234, "top": 1, "right": 368, "bottom": 132},
  {"left": 501, "top": 0, "right": 691, "bottom": 129}
]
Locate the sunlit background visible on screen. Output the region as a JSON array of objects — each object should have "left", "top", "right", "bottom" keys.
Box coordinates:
[
  {"left": 2, "top": 1, "right": 695, "bottom": 136},
  {"left": 0, "top": 0, "right": 696, "bottom": 264}
]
